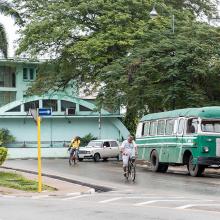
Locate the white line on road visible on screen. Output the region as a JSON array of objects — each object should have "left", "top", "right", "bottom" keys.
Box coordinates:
[
  {"left": 176, "top": 203, "right": 220, "bottom": 210},
  {"left": 134, "top": 199, "right": 187, "bottom": 207},
  {"left": 98, "top": 197, "right": 122, "bottom": 204},
  {"left": 66, "top": 192, "right": 81, "bottom": 196},
  {"left": 2, "top": 195, "right": 16, "bottom": 198},
  {"left": 62, "top": 195, "right": 89, "bottom": 201},
  {"left": 32, "top": 195, "right": 49, "bottom": 199}
]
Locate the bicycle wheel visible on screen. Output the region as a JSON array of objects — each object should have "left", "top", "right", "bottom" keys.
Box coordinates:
[{"left": 130, "top": 164, "right": 136, "bottom": 181}]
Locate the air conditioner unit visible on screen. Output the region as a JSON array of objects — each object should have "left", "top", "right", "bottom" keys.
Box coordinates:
[{"left": 66, "top": 108, "right": 76, "bottom": 115}]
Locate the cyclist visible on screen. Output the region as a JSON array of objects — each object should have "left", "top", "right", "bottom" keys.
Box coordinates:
[
  {"left": 69, "top": 136, "right": 81, "bottom": 163},
  {"left": 120, "top": 135, "right": 137, "bottom": 177}
]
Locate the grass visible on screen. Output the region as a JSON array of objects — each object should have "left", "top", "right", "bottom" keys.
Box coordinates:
[{"left": 0, "top": 171, "right": 56, "bottom": 192}]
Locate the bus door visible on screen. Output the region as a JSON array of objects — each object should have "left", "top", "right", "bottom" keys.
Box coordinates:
[{"left": 174, "top": 117, "right": 185, "bottom": 163}]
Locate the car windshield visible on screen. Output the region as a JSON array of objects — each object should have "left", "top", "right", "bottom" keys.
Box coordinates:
[
  {"left": 201, "top": 120, "right": 220, "bottom": 133},
  {"left": 87, "top": 141, "right": 102, "bottom": 147}
]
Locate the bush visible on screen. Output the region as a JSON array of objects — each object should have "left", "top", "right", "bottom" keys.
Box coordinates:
[
  {"left": 0, "top": 147, "right": 7, "bottom": 165},
  {"left": 0, "top": 129, "right": 15, "bottom": 146},
  {"left": 80, "top": 133, "right": 97, "bottom": 147}
]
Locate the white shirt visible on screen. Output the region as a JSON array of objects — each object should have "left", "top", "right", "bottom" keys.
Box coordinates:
[{"left": 121, "top": 140, "right": 137, "bottom": 156}]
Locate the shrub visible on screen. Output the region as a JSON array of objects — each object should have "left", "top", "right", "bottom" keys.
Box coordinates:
[
  {"left": 80, "top": 133, "right": 97, "bottom": 147},
  {"left": 0, "top": 129, "right": 15, "bottom": 146},
  {"left": 0, "top": 147, "right": 7, "bottom": 165}
]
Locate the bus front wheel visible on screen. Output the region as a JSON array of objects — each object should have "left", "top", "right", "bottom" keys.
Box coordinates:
[
  {"left": 150, "top": 150, "right": 168, "bottom": 173},
  {"left": 187, "top": 155, "right": 205, "bottom": 177}
]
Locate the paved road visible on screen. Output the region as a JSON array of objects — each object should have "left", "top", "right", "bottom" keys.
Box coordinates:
[{"left": 2, "top": 159, "right": 220, "bottom": 219}]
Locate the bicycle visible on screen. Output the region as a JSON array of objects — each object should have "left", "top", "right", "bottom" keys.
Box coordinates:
[
  {"left": 68, "top": 148, "right": 77, "bottom": 166},
  {"left": 126, "top": 156, "right": 136, "bottom": 181}
]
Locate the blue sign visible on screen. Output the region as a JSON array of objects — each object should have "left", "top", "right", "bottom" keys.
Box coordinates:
[{"left": 38, "top": 108, "right": 52, "bottom": 116}]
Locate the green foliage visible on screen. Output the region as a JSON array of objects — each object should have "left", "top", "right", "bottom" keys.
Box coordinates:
[
  {"left": 0, "top": 129, "right": 15, "bottom": 146},
  {"left": 80, "top": 133, "right": 97, "bottom": 147},
  {"left": 12, "top": 0, "right": 220, "bottom": 133},
  {"left": 0, "top": 171, "right": 55, "bottom": 192},
  {"left": 0, "top": 147, "right": 7, "bottom": 165}
]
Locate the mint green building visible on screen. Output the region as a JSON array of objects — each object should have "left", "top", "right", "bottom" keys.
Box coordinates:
[{"left": 0, "top": 58, "right": 129, "bottom": 158}]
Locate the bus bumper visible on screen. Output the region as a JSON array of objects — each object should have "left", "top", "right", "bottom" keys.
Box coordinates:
[{"left": 197, "top": 157, "right": 220, "bottom": 166}]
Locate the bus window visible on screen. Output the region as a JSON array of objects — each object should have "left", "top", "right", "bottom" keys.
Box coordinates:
[
  {"left": 143, "top": 122, "right": 150, "bottom": 136},
  {"left": 178, "top": 118, "right": 185, "bottom": 134},
  {"left": 157, "top": 120, "right": 165, "bottom": 135},
  {"left": 201, "top": 120, "right": 220, "bottom": 133},
  {"left": 165, "top": 119, "right": 175, "bottom": 135},
  {"left": 187, "top": 118, "right": 198, "bottom": 134},
  {"left": 136, "top": 123, "right": 143, "bottom": 138},
  {"left": 149, "top": 121, "right": 157, "bottom": 136}
]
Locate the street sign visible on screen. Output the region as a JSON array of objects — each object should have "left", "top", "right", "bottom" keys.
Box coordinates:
[{"left": 38, "top": 108, "right": 52, "bottom": 116}]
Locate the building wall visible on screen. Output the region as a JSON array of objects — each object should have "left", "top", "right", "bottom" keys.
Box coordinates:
[{"left": 0, "top": 117, "right": 122, "bottom": 147}]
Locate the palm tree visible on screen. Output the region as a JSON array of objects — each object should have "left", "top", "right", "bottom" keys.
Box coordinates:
[{"left": 0, "top": 0, "right": 22, "bottom": 58}]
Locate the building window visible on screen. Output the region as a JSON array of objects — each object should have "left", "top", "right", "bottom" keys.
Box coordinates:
[
  {"left": 0, "top": 66, "right": 16, "bottom": 87},
  {"left": 43, "top": 99, "right": 58, "bottom": 112},
  {"left": 29, "top": 68, "right": 34, "bottom": 80},
  {"left": 61, "top": 100, "right": 76, "bottom": 112},
  {"left": 6, "top": 105, "right": 21, "bottom": 112},
  {"left": 23, "top": 68, "right": 28, "bottom": 80},
  {"left": 24, "top": 101, "right": 39, "bottom": 112},
  {"left": 0, "top": 91, "right": 16, "bottom": 107},
  {"left": 79, "top": 105, "right": 91, "bottom": 111}
]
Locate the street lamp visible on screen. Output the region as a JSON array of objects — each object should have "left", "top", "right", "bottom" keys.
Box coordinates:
[
  {"left": 149, "top": 4, "right": 175, "bottom": 34},
  {"left": 149, "top": 4, "right": 176, "bottom": 109}
]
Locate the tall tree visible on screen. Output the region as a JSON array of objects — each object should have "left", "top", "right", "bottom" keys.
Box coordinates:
[
  {"left": 0, "top": 0, "right": 22, "bottom": 57},
  {"left": 12, "top": 0, "right": 220, "bottom": 134}
]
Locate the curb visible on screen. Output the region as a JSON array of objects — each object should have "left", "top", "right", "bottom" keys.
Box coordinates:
[{"left": 1, "top": 166, "right": 113, "bottom": 193}]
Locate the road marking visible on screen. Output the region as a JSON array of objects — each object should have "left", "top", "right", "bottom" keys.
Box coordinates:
[
  {"left": 62, "top": 195, "right": 89, "bottom": 201},
  {"left": 98, "top": 197, "right": 122, "bottom": 204},
  {"left": 176, "top": 203, "right": 220, "bottom": 210},
  {"left": 2, "top": 195, "right": 16, "bottom": 198},
  {"left": 134, "top": 199, "right": 187, "bottom": 206},
  {"left": 66, "top": 192, "right": 81, "bottom": 196},
  {"left": 32, "top": 195, "right": 49, "bottom": 199}
]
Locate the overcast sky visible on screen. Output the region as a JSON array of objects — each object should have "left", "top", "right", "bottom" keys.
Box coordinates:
[{"left": 0, "top": 13, "right": 19, "bottom": 57}]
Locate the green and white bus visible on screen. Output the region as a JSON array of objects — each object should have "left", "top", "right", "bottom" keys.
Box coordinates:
[{"left": 136, "top": 107, "right": 220, "bottom": 177}]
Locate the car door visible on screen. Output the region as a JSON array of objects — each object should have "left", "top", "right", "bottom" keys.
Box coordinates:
[
  {"left": 102, "top": 141, "right": 111, "bottom": 157},
  {"left": 110, "top": 141, "right": 119, "bottom": 157}
]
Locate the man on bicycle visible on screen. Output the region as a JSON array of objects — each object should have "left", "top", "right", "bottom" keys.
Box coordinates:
[
  {"left": 69, "top": 136, "right": 80, "bottom": 162},
  {"left": 120, "top": 135, "right": 137, "bottom": 177}
]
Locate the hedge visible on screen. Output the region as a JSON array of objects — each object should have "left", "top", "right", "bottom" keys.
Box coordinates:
[{"left": 0, "top": 147, "right": 7, "bottom": 165}]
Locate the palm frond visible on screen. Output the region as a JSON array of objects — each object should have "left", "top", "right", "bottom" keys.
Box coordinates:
[
  {"left": 0, "top": 0, "right": 23, "bottom": 25},
  {"left": 0, "top": 23, "right": 8, "bottom": 57}
]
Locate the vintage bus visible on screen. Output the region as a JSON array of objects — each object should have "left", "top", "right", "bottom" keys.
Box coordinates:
[{"left": 136, "top": 107, "right": 220, "bottom": 177}]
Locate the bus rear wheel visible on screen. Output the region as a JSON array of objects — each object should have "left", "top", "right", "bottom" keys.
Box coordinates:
[
  {"left": 150, "top": 150, "right": 168, "bottom": 173},
  {"left": 187, "top": 155, "right": 205, "bottom": 177}
]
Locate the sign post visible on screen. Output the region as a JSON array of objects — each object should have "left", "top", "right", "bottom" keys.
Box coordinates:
[
  {"left": 30, "top": 108, "right": 52, "bottom": 193},
  {"left": 37, "top": 116, "right": 42, "bottom": 193}
]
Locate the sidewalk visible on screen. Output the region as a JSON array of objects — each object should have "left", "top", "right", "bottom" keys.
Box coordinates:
[{"left": 0, "top": 167, "right": 93, "bottom": 197}]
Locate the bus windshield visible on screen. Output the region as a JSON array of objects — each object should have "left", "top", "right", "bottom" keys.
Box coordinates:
[{"left": 201, "top": 120, "right": 220, "bottom": 133}]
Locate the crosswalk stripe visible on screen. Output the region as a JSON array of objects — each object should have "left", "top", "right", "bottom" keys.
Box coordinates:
[
  {"left": 98, "top": 197, "right": 122, "bottom": 203},
  {"left": 176, "top": 204, "right": 220, "bottom": 210},
  {"left": 32, "top": 195, "right": 49, "bottom": 199},
  {"left": 62, "top": 195, "right": 89, "bottom": 201},
  {"left": 134, "top": 199, "right": 187, "bottom": 206}
]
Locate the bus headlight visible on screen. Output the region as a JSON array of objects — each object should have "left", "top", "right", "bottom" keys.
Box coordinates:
[{"left": 203, "top": 146, "right": 209, "bottom": 153}]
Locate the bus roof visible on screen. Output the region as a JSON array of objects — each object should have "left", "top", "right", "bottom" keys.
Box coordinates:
[{"left": 140, "top": 107, "right": 220, "bottom": 122}]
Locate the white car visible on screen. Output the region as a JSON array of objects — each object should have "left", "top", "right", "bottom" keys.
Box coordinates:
[{"left": 78, "top": 139, "right": 120, "bottom": 162}]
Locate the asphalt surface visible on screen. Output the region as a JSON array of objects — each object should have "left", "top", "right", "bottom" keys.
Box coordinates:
[{"left": 2, "top": 159, "right": 220, "bottom": 219}]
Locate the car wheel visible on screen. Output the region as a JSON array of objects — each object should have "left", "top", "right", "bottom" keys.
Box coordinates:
[
  {"left": 94, "top": 153, "right": 101, "bottom": 162},
  {"left": 78, "top": 158, "right": 83, "bottom": 162}
]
